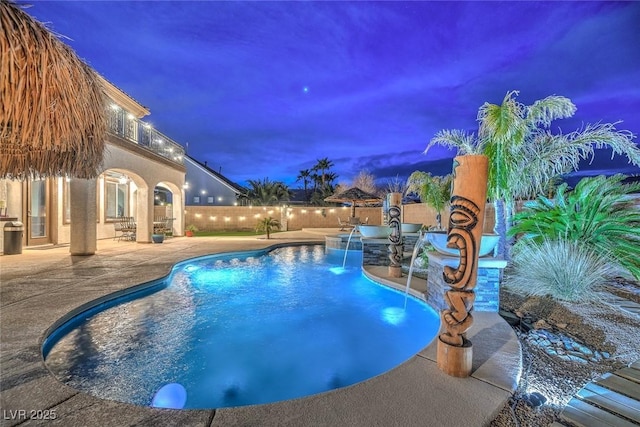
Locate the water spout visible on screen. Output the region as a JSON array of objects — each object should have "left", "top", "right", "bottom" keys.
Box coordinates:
[
  {"left": 342, "top": 226, "right": 359, "bottom": 269},
  {"left": 404, "top": 230, "right": 424, "bottom": 309}
]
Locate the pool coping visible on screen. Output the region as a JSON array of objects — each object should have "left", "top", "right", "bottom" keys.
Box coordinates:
[{"left": 0, "top": 231, "right": 521, "bottom": 426}]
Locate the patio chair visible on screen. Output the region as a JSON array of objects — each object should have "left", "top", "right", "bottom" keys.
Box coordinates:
[
  {"left": 119, "top": 217, "right": 136, "bottom": 241},
  {"left": 113, "top": 221, "right": 124, "bottom": 241},
  {"left": 338, "top": 218, "right": 353, "bottom": 231},
  {"left": 348, "top": 217, "right": 362, "bottom": 227},
  {"left": 154, "top": 217, "right": 174, "bottom": 237}
]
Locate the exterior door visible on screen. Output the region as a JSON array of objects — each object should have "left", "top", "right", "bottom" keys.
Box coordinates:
[{"left": 25, "top": 178, "right": 51, "bottom": 246}]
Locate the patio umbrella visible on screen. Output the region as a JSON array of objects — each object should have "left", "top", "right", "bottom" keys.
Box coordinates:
[
  {"left": 0, "top": 1, "right": 107, "bottom": 179},
  {"left": 324, "top": 187, "right": 382, "bottom": 218}
]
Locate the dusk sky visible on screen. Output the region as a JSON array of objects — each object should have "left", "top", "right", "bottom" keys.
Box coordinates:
[{"left": 25, "top": 1, "right": 640, "bottom": 187}]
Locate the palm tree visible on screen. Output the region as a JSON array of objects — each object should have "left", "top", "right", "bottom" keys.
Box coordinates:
[
  {"left": 425, "top": 91, "right": 640, "bottom": 259},
  {"left": 406, "top": 171, "right": 452, "bottom": 230},
  {"left": 314, "top": 157, "right": 334, "bottom": 187},
  {"left": 256, "top": 217, "right": 281, "bottom": 239},
  {"left": 296, "top": 169, "right": 312, "bottom": 202},
  {"left": 246, "top": 178, "right": 291, "bottom": 206}
]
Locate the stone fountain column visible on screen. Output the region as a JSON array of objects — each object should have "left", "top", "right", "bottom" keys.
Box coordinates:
[
  {"left": 387, "top": 192, "right": 403, "bottom": 278},
  {"left": 436, "top": 155, "right": 488, "bottom": 377}
]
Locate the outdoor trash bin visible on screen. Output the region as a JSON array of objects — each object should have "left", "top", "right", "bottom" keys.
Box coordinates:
[{"left": 3, "top": 221, "right": 24, "bottom": 255}]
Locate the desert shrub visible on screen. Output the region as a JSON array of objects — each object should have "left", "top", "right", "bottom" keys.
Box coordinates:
[
  {"left": 506, "top": 238, "right": 620, "bottom": 302},
  {"left": 510, "top": 175, "right": 640, "bottom": 279}
]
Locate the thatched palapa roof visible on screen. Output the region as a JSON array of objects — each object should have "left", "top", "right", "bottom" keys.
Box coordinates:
[
  {"left": 325, "top": 187, "right": 382, "bottom": 217},
  {"left": 0, "top": 0, "right": 107, "bottom": 179}
]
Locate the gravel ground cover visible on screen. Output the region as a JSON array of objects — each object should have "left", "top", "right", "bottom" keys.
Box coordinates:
[{"left": 490, "top": 277, "right": 640, "bottom": 426}]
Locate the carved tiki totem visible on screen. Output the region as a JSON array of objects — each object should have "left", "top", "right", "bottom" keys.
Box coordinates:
[
  {"left": 437, "top": 154, "right": 488, "bottom": 377},
  {"left": 387, "top": 192, "right": 403, "bottom": 278}
]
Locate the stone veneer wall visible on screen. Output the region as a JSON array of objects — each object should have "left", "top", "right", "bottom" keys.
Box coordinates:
[
  {"left": 426, "top": 252, "right": 506, "bottom": 312},
  {"left": 361, "top": 238, "right": 390, "bottom": 266},
  {"left": 403, "top": 234, "right": 420, "bottom": 253}
]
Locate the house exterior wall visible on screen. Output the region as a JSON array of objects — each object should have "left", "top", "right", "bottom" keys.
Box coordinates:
[
  {"left": 0, "top": 136, "right": 186, "bottom": 252},
  {"left": 184, "top": 158, "right": 242, "bottom": 206},
  {"left": 97, "top": 140, "right": 185, "bottom": 241}
]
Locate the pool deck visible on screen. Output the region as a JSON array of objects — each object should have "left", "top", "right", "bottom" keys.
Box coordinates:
[{"left": 0, "top": 229, "right": 521, "bottom": 427}]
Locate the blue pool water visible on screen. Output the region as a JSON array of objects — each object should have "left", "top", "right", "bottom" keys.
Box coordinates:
[{"left": 43, "top": 245, "right": 439, "bottom": 409}]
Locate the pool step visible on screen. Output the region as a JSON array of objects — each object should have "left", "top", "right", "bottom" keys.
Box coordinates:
[{"left": 557, "top": 360, "right": 640, "bottom": 427}]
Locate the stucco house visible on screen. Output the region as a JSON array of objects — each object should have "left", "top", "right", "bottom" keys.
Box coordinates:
[
  {"left": 0, "top": 76, "right": 186, "bottom": 254},
  {"left": 184, "top": 156, "right": 247, "bottom": 206}
]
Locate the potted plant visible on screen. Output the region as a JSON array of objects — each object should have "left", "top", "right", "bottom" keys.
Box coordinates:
[
  {"left": 152, "top": 233, "right": 164, "bottom": 243},
  {"left": 185, "top": 224, "right": 198, "bottom": 237}
]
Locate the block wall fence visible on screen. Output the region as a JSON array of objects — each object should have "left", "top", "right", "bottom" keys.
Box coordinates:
[{"left": 174, "top": 203, "right": 497, "bottom": 232}]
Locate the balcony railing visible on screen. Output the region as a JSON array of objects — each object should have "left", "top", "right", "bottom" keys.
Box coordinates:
[{"left": 107, "top": 106, "right": 185, "bottom": 165}]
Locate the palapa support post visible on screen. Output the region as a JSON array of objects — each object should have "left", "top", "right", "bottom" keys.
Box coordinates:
[
  {"left": 436, "top": 155, "right": 488, "bottom": 377},
  {"left": 387, "top": 192, "right": 403, "bottom": 278}
]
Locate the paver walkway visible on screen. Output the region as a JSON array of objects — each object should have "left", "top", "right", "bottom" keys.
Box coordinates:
[{"left": 553, "top": 360, "right": 640, "bottom": 427}]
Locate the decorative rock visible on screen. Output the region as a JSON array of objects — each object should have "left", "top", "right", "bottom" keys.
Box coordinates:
[
  {"left": 524, "top": 327, "right": 607, "bottom": 365},
  {"left": 572, "top": 342, "right": 593, "bottom": 357},
  {"left": 539, "top": 339, "right": 552, "bottom": 347},
  {"left": 556, "top": 322, "right": 568, "bottom": 329},
  {"left": 567, "top": 355, "right": 588, "bottom": 364},
  {"left": 525, "top": 392, "right": 547, "bottom": 407}
]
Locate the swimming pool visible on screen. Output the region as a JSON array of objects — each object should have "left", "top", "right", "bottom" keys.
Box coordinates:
[{"left": 43, "top": 245, "right": 439, "bottom": 409}]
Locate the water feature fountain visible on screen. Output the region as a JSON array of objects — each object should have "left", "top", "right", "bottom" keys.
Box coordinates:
[
  {"left": 404, "top": 229, "right": 424, "bottom": 309},
  {"left": 342, "top": 226, "right": 359, "bottom": 269}
]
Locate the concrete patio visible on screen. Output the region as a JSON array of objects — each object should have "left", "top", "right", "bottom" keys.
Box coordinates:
[{"left": 0, "top": 229, "right": 521, "bottom": 426}]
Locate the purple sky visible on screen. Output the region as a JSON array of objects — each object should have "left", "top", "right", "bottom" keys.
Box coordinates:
[{"left": 25, "top": 1, "right": 640, "bottom": 187}]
